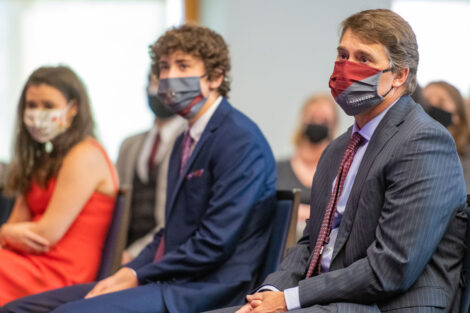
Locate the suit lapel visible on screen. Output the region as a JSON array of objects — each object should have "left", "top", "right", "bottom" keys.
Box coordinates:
[
  {"left": 164, "top": 99, "right": 232, "bottom": 221},
  {"left": 309, "top": 133, "right": 350, "bottom": 249},
  {"left": 165, "top": 135, "right": 183, "bottom": 222},
  {"left": 331, "top": 96, "right": 414, "bottom": 263}
]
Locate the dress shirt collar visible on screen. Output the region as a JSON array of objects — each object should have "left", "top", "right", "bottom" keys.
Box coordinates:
[
  {"left": 352, "top": 98, "right": 399, "bottom": 142},
  {"left": 188, "top": 95, "right": 222, "bottom": 143}
]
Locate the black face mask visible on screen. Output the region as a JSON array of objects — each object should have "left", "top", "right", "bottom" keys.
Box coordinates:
[
  {"left": 427, "top": 105, "right": 452, "bottom": 128},
  {"left": 304, "top": 123, "right": 329, "bottom": 143},
  {"left": 148, "top": 94, "right": 175, "bottom": 119}
]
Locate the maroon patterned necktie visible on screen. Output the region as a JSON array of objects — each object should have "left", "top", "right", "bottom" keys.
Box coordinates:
[
  {"left": 180, "top": 130, "right": 194, "bottom": 176},
  {"left": 147, "top": 132, "right": 161, "bottom": 174},
  {"left": 305, "top": 132, "right": 364, "bottom": 278}
]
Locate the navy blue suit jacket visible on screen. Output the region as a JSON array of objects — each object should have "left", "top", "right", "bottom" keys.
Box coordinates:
[{"left": 127, "top": 98, "right": 276, "bottom": 312}]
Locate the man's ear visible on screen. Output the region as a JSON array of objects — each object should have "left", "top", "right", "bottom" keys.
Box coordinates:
[
  {"left": 392, "top": 67, "right": 409, "bottom": 88},
  {"left": 208, "top": 69, "right": 224, "bottom": 90}
]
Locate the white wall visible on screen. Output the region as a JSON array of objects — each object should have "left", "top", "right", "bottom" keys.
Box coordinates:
[
  {"left": 0, "top": 0, "right": 167, "bottom": 163},
  {"left": 201, "top": 0, "right": 391, "bottom": 159},
  {"left": 393, "top": 0, "right": 470, "bottom": 98},
  {"left": 9, "top": 1, "right": 465, "bottom": 163}
]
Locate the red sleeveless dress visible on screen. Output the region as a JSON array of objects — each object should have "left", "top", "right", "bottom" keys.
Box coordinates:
[{"left": 0, "top": 141, "right": 117, "bottom": 305}]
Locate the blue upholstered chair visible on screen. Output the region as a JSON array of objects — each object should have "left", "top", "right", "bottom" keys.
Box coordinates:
[
  {"left": 0, "top": 188, "right": 14, "bottom": 226},
  {"left": 96, "top": 186, "right": 132, "bottom": 280},
  {"left": 257, "top": 189, "right": 301, "bottom": 285}
]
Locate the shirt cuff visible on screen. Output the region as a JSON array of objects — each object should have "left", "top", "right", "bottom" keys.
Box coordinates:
[
  {"left": 257, "top": 285, "right": 279, "bottom": 292},
  {"left": 124, "top": 267, "right": 138, "bottom": 280},
  {"left": 284, "top": 286, "right": 301, "bottom": 310}
]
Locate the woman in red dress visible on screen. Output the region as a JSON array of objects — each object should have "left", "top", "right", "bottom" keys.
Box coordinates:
[{"left": 0, "top": 66, "right": 118, "bottom": 305}]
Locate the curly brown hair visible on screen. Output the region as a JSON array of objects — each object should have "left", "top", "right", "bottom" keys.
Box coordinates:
[
  {"left": 341, "top": 9, "right": 419, "bottom": 95},
  {"left": 150, "top": 24, "right": 231, "bottom": 97},
  {"left": 5, "top": 66, "right": 95, "bottom": 196}
]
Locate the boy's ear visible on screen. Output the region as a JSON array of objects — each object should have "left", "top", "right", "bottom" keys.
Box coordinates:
[{"left": 208, "top": 69, "right": 224, "bottom": 90}]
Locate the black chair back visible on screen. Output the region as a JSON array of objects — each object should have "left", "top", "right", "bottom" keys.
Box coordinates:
[
  {"left": 257, "top": 189, "right": 301, "bottom": 284},
  {"left": 96, "top": 186, "right": 132, "bottom": 280}
]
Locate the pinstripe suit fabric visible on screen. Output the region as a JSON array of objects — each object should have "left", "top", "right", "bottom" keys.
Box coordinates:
[{"left": 260, "top": 96, "right": 467, "bottom": 312}]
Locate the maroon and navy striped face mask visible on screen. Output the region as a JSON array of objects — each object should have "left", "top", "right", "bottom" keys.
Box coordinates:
[
  {"left": 157, "top": 76, "right": 207, "bottom": 120},
  {"left": 329, "top": 60, "right": 392, "bottom": 116}
]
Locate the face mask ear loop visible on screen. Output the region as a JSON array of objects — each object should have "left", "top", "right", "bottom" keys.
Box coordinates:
[
  {"left": 380, "top": 67, "right": 394, "bottom": 98},
  {"left": 201, "top": 71, "right": 223, "bottom": 83},
  {"left": 382, "top": 86, "right": 394, "bottom": 98},
  {"left": 200, "top": 72, "right": 215, "bottom": 95}
]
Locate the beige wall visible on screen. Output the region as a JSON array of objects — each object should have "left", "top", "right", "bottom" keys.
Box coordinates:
[{"left": 201, "top": 0, "right": 391, "bottom": 159}]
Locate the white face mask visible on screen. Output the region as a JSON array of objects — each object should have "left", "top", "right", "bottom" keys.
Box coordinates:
[{"left": 23, "top": 107, "right": 71, "bottom": 144}]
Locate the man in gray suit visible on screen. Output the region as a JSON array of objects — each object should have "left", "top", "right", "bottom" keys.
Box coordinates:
[
  {"left": 215, "top": 9, "right": 467, "bottom": 313},
  {"left": 116, "top": 73, "right": 185, "bottom": 263}
]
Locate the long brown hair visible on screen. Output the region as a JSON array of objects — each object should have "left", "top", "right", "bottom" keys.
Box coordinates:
[
  {"left": 5, "top": 66, "right": 95, "bottom": 196},
  {"left": 426, "top": 81, "right": 470, "bottom": 156}
]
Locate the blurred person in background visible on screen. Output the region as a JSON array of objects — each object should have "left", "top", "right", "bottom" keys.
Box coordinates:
[
  {"left": 117, "top": 72, "right": 184, "bottom": 264},
  {"left": 423, "top": 80, "right": 470, "bottom": 192},
  {"left": 0, "top": 66, "right": 118, "bottom": 304},
  {"left": 0, "top": 162, "right": 7, "bottom": 187},
  {"left": 277, "top": 94, "right": 338, "bottom": 239},
  {"left": 410, "top": 84, "right": 430, "bottom": 108}
]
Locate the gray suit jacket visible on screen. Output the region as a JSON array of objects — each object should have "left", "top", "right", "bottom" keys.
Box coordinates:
[
  {"left": 116, "top": 119, "right": 185, "bottom": 257},
  {"left": 264, "top": 96, "right": 467, "bottom": 313}
]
